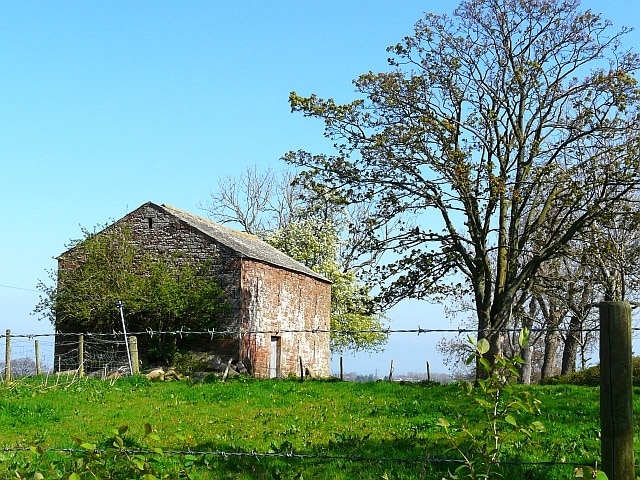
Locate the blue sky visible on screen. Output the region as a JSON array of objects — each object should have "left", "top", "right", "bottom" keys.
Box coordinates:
[{"left": 1, "top": 1, "right": 638, "bottom": 376}]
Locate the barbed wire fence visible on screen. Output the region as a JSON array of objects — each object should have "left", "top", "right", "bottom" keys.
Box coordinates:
[
  {"left": 0, "top": 323, "right": 635, "bottom": 476},
  {"left": 0, "top": 324, "right": 610, "bottom": 382},
  {"left": 0, "top": 444, "right": 597, "bottom": 472}
]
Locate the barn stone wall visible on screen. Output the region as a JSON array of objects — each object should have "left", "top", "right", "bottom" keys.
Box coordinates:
[
  {"left": 120, "top": 203, "right": 243, "bottom": 357},
  {"left": 239, "top": 260, "right": 331, "bottom": 378},
  {"left": 57, "top": 202, "right": 331, "bottom": 377}
]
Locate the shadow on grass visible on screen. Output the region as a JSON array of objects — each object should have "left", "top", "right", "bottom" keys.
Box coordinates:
[{"left": 191, "top": 436, "right": 573, "bottom": 480}]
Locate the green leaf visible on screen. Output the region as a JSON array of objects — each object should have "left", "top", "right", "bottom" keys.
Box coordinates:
[
  {"left": 530, "top": 421, "right": 545, "bottom": 432},
  {"left": 475, "top": 398, "right": 493, "bottom": 409},
  {"left": 478, "top": 357, "right": 492, "bottom": 372},
  {"left": 476, "top": 338, "right": 490, "bottom": 355},
  {"left": 80, "top": 442, "right": 96, "bottom": 451},
  {"left": 69, "top": 473, "right": 82, "bottom": 480},
  {"left": 436, "top": 418, "right": 450, "bottom": 428},
  {"left": 113, "top": 435, "right": 124, "bottom": 448},
  {"left": 145, "top": 422, "right": 153, "bottom": 435},
  {"left": 518, "top": 328, "right": 530, "bottom": 348},
  {"left": 575, "top": 466, "right": 593, "bottom": 478},
  {"left": 505, "top": 414, "right": 517, "bottom": 427},
  {"left": 118, "top": 424, "right": 129, "bottom": 435}
]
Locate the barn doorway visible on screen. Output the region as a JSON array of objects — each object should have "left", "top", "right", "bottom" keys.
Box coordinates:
[{"left": 270, "top": 336, "right": 281, "bottom": 378}]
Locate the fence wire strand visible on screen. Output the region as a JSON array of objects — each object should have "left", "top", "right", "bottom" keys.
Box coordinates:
[
  {"left": 0, "top": 445, "right": 604, "bottom": 469},
  {"left": 0, "top": 325, "right": 611, "bottom": 339}
]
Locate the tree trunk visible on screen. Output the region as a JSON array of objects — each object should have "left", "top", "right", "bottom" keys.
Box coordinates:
[
  {"left": 519, "top": 307, "right": 535, "bottom": 384},
  {"left": 561, "top": 315, "right": 581, "bottom": 376},
  {"left": 541, "top": 328, "right": 561, "bottom": 379},
  {"left": 477, "top": 328, "right": 505, "bottom": 381}
]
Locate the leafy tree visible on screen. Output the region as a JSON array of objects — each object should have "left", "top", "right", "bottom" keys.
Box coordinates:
[
  {"left": 35, "top": 224, "right": 229, "bottom": 363},
  {"left": 201, "top": 165, "right": 387, "bottom": 271},
  {"left": 285, "top": 0, "right": 640, "bottom": 369},
  {"left": 202, "top": 165, "right": 388, "bottom": 353},
  {"left": 264, "top": 218, "right": 387, "bottom": 353}
]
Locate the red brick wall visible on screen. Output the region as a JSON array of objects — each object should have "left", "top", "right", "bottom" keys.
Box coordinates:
[{"left": 239, "top": 260, "right": 331, "bottom": 378}]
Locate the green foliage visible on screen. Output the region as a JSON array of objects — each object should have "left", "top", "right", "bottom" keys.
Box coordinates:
[
  {"left": 286, "top": 0, "right": 640, "bottom": 372},
  {"left": 543, "top": 356, "right": 640, "bottom": 387},
  {"left": 574, "top": 465, "right": 609, "bottom": 479},
  {"left": 35, "top": 224, "right": 229, "bottom": 363},
  {"left": 6, "top": 424, "right": 187, "bottom": 480},
  {"left": 437, "top": 330, "right": 545, "bottom": 479},
  {"left": 42, "top": 225, "right": 228, "bottom": 332},
  {"left": 265, "top": 218, "right": 387, "bottom": 353}
]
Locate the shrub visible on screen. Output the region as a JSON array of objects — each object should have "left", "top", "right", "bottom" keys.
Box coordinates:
[
  {"left": 542, "top": 357, "right": 640, "bottom": 387},
  {"left": 437, "top": 329, "right": 545, "bottom": 479}
]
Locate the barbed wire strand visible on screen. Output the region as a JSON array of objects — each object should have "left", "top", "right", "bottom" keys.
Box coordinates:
[
  {"left": 0, "top": 445, "right": 604, "bottom": 469},
  {"left": 0, "top": 325, "right": 616, "bottom": 340}
]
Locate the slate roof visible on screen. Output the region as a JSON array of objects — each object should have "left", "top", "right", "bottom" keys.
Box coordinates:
[{"left": 158, "top": 203, "right": 329, "bottom": 283}]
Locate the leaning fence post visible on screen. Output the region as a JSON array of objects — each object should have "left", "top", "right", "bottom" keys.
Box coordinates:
[
  {"left": 5, "top": 329, "right": 11, "bottom": 383},
  {"left": 78, "top": 334, "right": 84, "bottom": 377},
  {"left": 599, "top": 301, "right": 634, "bottom": 480}
]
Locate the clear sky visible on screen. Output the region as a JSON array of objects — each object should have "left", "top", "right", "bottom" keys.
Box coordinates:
[{"left": 1, "top": 1, "right": 638, "bottom": 376}]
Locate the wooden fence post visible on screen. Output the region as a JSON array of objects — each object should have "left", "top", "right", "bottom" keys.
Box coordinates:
[
  {"left": 339, "top": 356, "right": 343, "bottom": 381},
  {"left": 78, "top": 334, "right": 84, "bottom": 377},
  {"left": 35, "top": 340, "right": 41, "bottom": 375},
  {"left": 5, "top": 329, "right": 11, "bottom": 383},
  {"left": 599, "top": 301, "right": 634, "bottom": 480},
  {"left": 388, "top": 359, "right": 394, "bottom": 382},
  {"left": 299, "top": 356, "right": 304, "bottom": 382},
  {"left": 128, "top": 336, "right": 139, "bottom": 374}
]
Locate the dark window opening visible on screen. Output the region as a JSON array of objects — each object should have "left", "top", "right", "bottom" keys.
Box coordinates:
[{"left": 147, "top": 217, "right": 153, "bottom": 229}]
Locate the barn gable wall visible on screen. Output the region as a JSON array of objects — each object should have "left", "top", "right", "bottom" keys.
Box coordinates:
[{"left": 239, "top": 259, "right": 331, "bottom": 378}]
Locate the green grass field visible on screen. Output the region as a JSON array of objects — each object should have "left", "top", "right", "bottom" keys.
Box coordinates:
[{"left": 0, "top": 376, "right": 634, "bottom": 479}]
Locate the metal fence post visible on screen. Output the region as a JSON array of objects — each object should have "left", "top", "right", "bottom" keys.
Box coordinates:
[
  {"left": 5, "top": 329, "right": 10, "bottom": 382},
  {"left": 35, "top": 339, "right": 41, "bottom": 375},
  {"left": 78, "top": 334, "right": 84, "bottom": 377}
]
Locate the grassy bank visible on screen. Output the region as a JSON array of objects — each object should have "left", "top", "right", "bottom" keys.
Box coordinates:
[{"left": 0, "top": 376, "right": 633, "bottom": 479}]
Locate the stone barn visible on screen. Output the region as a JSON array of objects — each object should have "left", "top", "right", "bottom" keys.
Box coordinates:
[{"left": 56, "top": 201, "right": 331, "bottom": 378}]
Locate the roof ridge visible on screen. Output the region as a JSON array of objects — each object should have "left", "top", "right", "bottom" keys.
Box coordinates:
[{"left": 161, "top": 203, "right": 262, "bottom": 240}]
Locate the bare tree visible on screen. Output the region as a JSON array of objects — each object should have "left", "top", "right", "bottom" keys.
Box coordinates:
[{"left": 199, "top": 165, "right": 303, "bottom": 235}]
